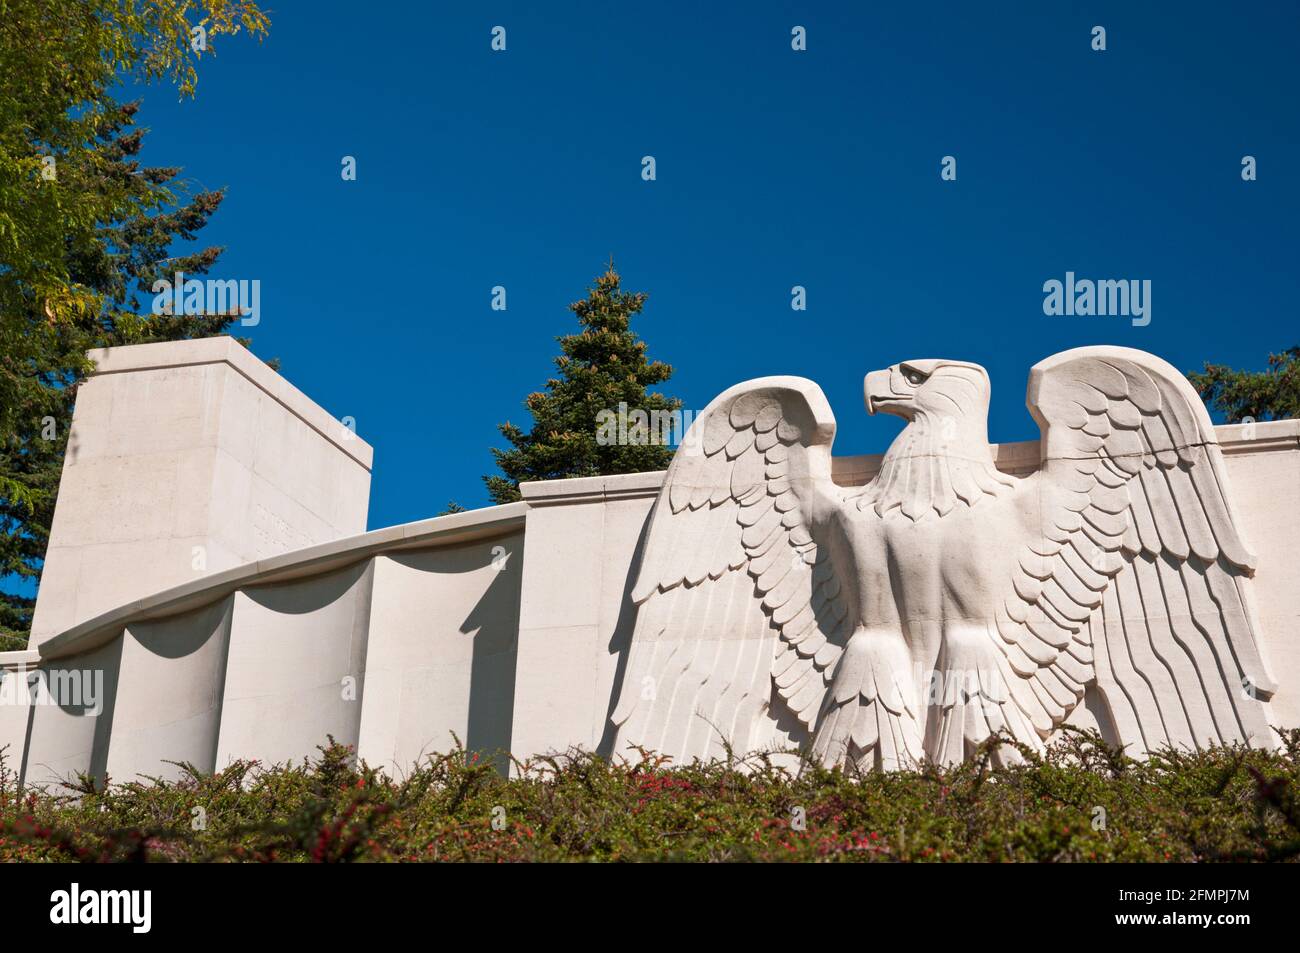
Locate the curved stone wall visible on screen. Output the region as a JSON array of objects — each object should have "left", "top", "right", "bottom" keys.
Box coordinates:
[{"left": 1, "top": 505, "right": 526, "bottom": 787}]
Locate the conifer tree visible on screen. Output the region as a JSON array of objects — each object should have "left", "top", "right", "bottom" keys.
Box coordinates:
[
  {"left": 484, "top": 266, "right": 682, "bottom": 504},
  {"left": 0, "top": 1, "right": 269, "bottom": 649},
  {"left": 0, "top": 103, "right": 256, "bottom": 648}
]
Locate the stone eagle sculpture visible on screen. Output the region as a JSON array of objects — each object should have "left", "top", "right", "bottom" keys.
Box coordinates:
[{"left": 609, "top": 346, "right": 1277, "bottom": 770}]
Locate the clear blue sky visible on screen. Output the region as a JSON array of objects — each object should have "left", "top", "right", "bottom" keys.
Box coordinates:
[{"left": 131, "top": 0, "right": 1299, "bottom": 531}]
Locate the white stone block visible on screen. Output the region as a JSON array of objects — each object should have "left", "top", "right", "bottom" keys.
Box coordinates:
[
  {"left": 29, "top": 337, "right": 372, "bottom": 649},
  {"left": 512, "top": 473, "right": 660, "bottom": 761},
  {"left": 19, "top": 638, "right": 123, "bottom": 791},
  {"left": 104, "top": 597, "right": 235, "bottom": 783},
  {"left": 214, "top": 562, "right": 373, "bottom": 768},
  {"left": 357, "top": 537, "right": 523, "bottom": 774}
]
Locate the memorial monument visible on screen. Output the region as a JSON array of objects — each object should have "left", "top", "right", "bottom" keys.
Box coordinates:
[
  {"left": 1, "top": 339, "right": 1296, "bottom": 787},
  {"left": 612, "top": 347, "right": 1278, "bottom": 769}
]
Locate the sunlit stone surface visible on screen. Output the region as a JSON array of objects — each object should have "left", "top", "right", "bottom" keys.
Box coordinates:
[{"left": 2, "top": 341, "right": 1297, "bottom": 787}]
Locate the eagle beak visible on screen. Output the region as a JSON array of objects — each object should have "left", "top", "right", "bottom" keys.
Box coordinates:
[{"left": 864, "top": 368, "right": 907, "bottom": 417}]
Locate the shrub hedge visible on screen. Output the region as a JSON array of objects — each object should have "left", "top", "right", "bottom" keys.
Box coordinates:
[{"left": 2, "top": 729, "right": 1297, "bottom": 862}]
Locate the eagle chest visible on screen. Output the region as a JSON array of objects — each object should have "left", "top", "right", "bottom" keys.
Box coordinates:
[{"left": 870, "top": 494, "right": 1023, "bottom": 622}]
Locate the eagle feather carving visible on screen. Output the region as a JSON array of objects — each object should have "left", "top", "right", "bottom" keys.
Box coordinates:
[{"left": 609, "top": 346, "right": 1277, "bottom": 770}]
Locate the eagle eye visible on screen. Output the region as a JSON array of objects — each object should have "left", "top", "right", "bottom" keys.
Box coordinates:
[{"left": 902, "top": 368, "right": 927, "bottom": 386}]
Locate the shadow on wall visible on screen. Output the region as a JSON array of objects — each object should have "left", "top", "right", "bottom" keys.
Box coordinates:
[
  {"left": 19, "top": 636, "right": 124, "bottom": 793},
  {"left": 86, "top": 639, "right": 123, "bottom": 785},
  {"left": 596, "top": 514, "right": 654, "bottom": 761},
  {"left": 380, "top": 539, "right": 524, "bottom": 775},
  {"left": 244, "top": 564, "right": 368, "bottom": 616},
  {"left": 460, "top": 555, "right": 521, "bottom": 770}
]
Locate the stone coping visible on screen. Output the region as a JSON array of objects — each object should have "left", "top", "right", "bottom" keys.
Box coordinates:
[
  {"left": 519, "top": 470, "right": 664, "bottom": 505},
  {"left": 518, "top": 420, "right": 1299, "bottom": 497},
  {"left": 16, "top": 502, "right": 527, "bottom": 666},
  {"left": 1213, "top": 419, "right": 1300, "bottom": 453},
  {"left": 7, "top": 419, "right": 1294, "bottom": 670},
  {"left": 837, "top": 420, "right": 1297, "bottom": 481},
  {"left": 87, "top": 336, "right": 374, "bottom": 470}
]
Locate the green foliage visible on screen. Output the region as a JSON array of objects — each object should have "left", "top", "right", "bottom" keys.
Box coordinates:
[
  {"left": 0, "top": 1, "right": 270, "bottom": 649},
  {"left": 484, "top": 265, "right": 682, "bottom": 504},
  {"left": 1188, "top": 346, "right": 1300, "bottom": 423},
  {"left": 3, "top": 730, "right": 1298, "bottom": 862},
  {"left": 0, "top": 0, "right": 270, "bottom": 425}
]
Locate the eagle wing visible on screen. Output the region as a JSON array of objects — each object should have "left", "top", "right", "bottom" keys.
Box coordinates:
[
  {"left": 609, "top": 377, "right": 853, "bottom": 762},
  {"left": 988, "top": 346, "right": 1276, "bottom": 755}
]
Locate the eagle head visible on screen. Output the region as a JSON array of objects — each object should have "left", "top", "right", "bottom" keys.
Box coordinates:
[
  {"left": 856, "top": 358, "right": 1010, "bottom": 519},
  {"left": 864, "top": 360, "right": 991, "bottom": 422}
]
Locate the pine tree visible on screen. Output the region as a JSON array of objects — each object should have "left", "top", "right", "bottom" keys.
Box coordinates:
[
  {"left": 1188, "top": 347, "right": 1300, "bottom": 423},
  {"left": 484, "top": 265, "right": 683, "bottom": 504}
]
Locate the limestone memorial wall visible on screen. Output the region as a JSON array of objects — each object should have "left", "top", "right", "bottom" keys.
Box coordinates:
[{"left": 1, "top": 338, "right": 1297, "bottom": 787}]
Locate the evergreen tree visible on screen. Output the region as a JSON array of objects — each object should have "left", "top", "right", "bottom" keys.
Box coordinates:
[
  {"left": 1188, "top": 347, "right": 1300, "bottom": 423},
  {"left": 484, "top": 266, "right": 682, "bottom": 504},
  {"left": 0, "top": 103, "right": 257, "bottom": 649},
  {"left": 0, "top": 0, "right": 269, "bottom": 435},
  {"left": 0, "top": 2, "right": 269, "bottom": 649}
]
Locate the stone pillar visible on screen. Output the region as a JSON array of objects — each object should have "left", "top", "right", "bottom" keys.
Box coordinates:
[
  {"left": 28, "top": 336, "right": 372, "bottom": 649},
  {"left": 510, "top": 472, "right": 660, "bottom": 765}
]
